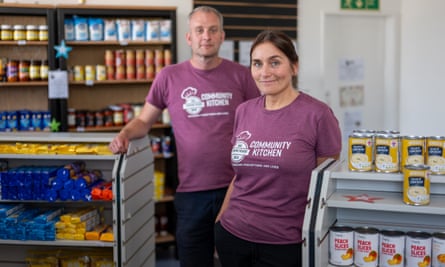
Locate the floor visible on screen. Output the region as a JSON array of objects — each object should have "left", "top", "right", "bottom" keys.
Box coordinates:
[{"left": 156, "top": 246, "right": 222, "bottom": 267}]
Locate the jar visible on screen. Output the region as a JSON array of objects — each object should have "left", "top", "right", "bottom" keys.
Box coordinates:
[
  {"left": 29, "top": 60, "right": 41, "bottom": 81},
  {"left": 67, "top": 108, "right": 76, "bottom": 128},
  {"left": 38, "top": 25, "right": 48, "bottom": 41},
  {"left": 40, "top": 60, "right": 48, "bottom": 80},
  {"left": 25, "top": 25, "right": 38, "bottom": 41},
  {"left": 6, "top": 59, "right": 18, "bottom": 82},
  {"left": 18, "top": 60, "right": 30, "bottom": 81},
  {"left": 13, "top": 25, "right": 26, "bottom": 41},
  {"left": 1, "top": 25, "right": 13, "bottom": 41}
]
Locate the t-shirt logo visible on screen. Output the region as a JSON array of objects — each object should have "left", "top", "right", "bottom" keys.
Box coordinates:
[
  {"left": 232, "top": 131, "right": 251, "bottom": 163},
  {"left": 181, "top": 87, "right": 205, "bottom": 115}
]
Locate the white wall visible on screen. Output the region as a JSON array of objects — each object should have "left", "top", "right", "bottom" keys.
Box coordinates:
[
  {"left": 6, "top": 0, "right": 193, "bottom": 62},
  {"left": 299, "top": 0, "right": 445, "bottom": 137},
  {"left": 399, "top": 0, "right": 445, "bottom": 136}
]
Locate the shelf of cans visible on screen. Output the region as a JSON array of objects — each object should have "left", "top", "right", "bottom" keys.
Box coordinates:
[
  {"left": 70, "top": 47, "right": 171, "bottom": 82},
  {"left": 348, "top": 129, "right": 445, "bottom": 175},
  {"left": 329, "top": 225, "right": 445, "bottom": 267},
  {"left": 0, "top": 110, "right": 51, "bottom": 132}
]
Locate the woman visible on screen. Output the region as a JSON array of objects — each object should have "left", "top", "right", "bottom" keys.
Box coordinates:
[{"left": 214, "top": 30, "right": 342, "bottom": 267}]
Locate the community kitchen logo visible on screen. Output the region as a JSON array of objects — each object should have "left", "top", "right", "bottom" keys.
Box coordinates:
[
  {"left": 232, "top": 130, "right": 293, "bottom": 165},
  {"left": 181, "top": 86, "right": 232, "bottom": 116}
]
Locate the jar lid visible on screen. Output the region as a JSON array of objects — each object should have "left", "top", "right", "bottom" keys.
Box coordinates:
[
  {"left": 39, "top": 25, "right": 48, "bottom": 30},
  {"left": 1, "top": 24, "right": 12, "bottom": 29},
  {"left": 13, "top": 25, "right": 25, "bottom": 30},
  {"left": 26, "top": 25, "right": 38, "bottom": 30}
]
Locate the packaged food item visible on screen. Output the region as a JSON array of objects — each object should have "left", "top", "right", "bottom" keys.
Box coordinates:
[
  {"left": 433, "top": 232, "right": 445, "bottom": 267},
  {"left": 25, "top": 25, "right": 38, "bottom": 41},
  {"left": 329, "top": 225, "right": 354, "bottom": 266},
  {"left": 88, "top": 17, "right": 104, "bottom": 41},
  {"left": 1, "top": 24, "right": 13, "bottom": 40},
  {"left": 38, "top": 25, "right": 48, "bottom": 41},
  {"left": 405, "top": 231, "right": 432, "bottom": 267},
  {"left": 103, "top": 19, "right": 117, "bottom": 41},
  {"left": 116, "top": 19, "right": 131, "bottom": 42},
  {"left": 403, "top": 164, "right": 430, "bottom": 205},
  {"left": 73, "top": 16, "right": 89, "bottom": 41},
  {"left": 64, "top": 18, "right": 75, "bottom": 40},
  {"left": 131, "top": 19, "right": 146, "bottom": 41},
  {"left": 374, "top": 133, "right": 400, "bottom": 173},
  {"left": 426, "top": 136, "right": 445, "bottom": 175},
  {"left": 354, "top": 227, "right": 379, "bottom": 267},
  {"left": 13, "top": 24, "right": 25, "bottom": 41},
  {"left": 401, "top": 135, "right": 425, "bottom": 172},
  {"left": 348, "top": 132, "right": 374, "bottom": 172},
  {"left": 160, "top": 19, "right": 172, "bottom": 41},
  {"left": 379, "top": 230, "right": 405, "bottom": 267},
  {"left": 145, "top": 20, "right": 160, "bottom": 41}
]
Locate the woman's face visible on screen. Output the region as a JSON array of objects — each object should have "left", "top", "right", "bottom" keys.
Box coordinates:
[{"left": 250, "top": 42, "right": 297, "bottom": 96}]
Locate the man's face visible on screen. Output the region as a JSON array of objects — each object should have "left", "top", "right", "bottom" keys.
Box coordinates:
[{"left": 186, "top": 11, "right": 225, "bottom": 58}]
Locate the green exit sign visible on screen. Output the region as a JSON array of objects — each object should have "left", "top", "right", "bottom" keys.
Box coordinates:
[{"left": 341, "top": 0, "right": 379, "bottom": 10}]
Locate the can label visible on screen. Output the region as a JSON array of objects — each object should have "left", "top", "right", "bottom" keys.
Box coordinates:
[
  {"left": 433, "top": 232, "right": 445, "bottom": 267},
  {"left": 329, "top": 226, "right": 354, "bottom": 266},
  {"left": 403, "top": 164, "right": 430, "bottom": 205},
  {"left": 354, "top": 227, "right": 379, "bottom": 267},
  {"left": 401, "top": 136, "right": 425, "bottom": 172},
  {"left": 406, "top": 232, "right": 432, "bottom": 267},
  {"left": 375, "top": 134, "right": 400, "bottom": 173},
  {"left": 426, "top": 136, "right": 445, "bottom": 175},
  {"left": 379, "top": 230, "right": 405, "bottom": 267},
  {"left": 349, "top": 133, "right": 374, "bottom": 172}
]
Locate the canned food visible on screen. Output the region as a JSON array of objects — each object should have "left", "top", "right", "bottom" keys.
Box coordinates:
[
  {"left": 74, "top": 65, "right": 84, "bottom": 81},
  {"left": 348, "top": 132, "right": 374, "bottom": 172},
  {"left": 375, "top": 133, "right": 400, "bottom": 173},
  {"left": 85, "top": 65, "right": 95, "bottom": 81},
  {"left": 426, "top": 136, "right": 445, "bottom": 175},
  {"left": 406, "top": 231, "right": 432, "bottom": 267},
  {"left": 403, "top": 164, "right": 430, "bottom": 205},
  {"left": 379, "top": 230, "right": 405, "bottom": 267},
  {"left": 401, "top": 135, "right": 425, "bottom": 172},
  {"left": 433, "top": 232, "right": 445, "bottom": 267},
  {"left": 96, "top": 65, "right": 106, "bottom": 81},
  {"left": 354, "top": 227, "right": 379, "bottom": 267},
  {"left": 329, "top": 225, "right": 354, "bottom": 266}
]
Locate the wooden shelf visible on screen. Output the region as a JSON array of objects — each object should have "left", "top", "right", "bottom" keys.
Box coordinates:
[
  {"left": 69, "top": 79, "right": 154, "bottom": 86},
  {"left": 70, "top": 123, "right": 171, "bottom": 133},
  {"left": 66, "top": 40, "right": 171, "bottom": 46},
  {"left": 0, "top": 81, "right": 48, "bottom": 87},
  {"left": 0, "top": 40, "right": 48, "bottom": 46},
  {"left": 155, "top": 233, "right": 175, "bottom": 244}
]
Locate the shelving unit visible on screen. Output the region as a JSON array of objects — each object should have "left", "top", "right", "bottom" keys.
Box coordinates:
[
  {"left": 302, "top": 159, "right": 445, "bottom": 267},
  {"left": 0, "top": 4, "right": 56, "bottom": 112},
  {"left": 0, "top": 132, "right": 155, "bottom": 267}
]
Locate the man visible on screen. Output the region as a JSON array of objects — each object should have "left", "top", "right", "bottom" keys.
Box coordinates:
[{"left": 109, "top": 6, "right": 260, "bottom": 267}]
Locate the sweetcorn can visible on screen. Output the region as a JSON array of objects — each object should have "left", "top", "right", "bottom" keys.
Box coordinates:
[
  {"left": 433, "top": 232, "right": 445, "bottom": 267},
  {"left": 348, "top": 132, "right": 374, "bottom": 172},
  {"left": 379, "top": 230, "right": 405, "bottom": 267},
  {"left": 374, "top": 133, "right": 400, "bottom": 173},
  {"left": 426, "top": 136, "right": 445, "bottom": 175},
  {"left": 406, "top": 231, "right": 432, "bottom": 267},
  {"left": 403, "top": 164, "right": 430, "bottom": 205},
  {"left": 354, "top": 227, "right": 379, "bottom": 267},
  {"left": 401, "top": 135, "right": 425, "bottom": 172},
  {"left": 329, "top": 225, "right": 354, "bottom": 266}
]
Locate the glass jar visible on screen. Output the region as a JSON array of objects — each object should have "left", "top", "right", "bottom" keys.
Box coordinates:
[
  {"left": 38, "top": 25, "right": 48, "bottom": 41},
  {"left": 18, "top": 60, "right": 30, "bottom": 81},
  {"left": 1, "top": 25, "right": 13, "bottom": 41},
  {"left": 13, "top": 25, "right": 26, "bottom": 41},
  {"left": 26, "top": 25, "right": 38, "bottom": 41},
  {"left": 6, "top": 60, "right": 18, "bottom": 82},
  {"left": 30, "top": 60, "right": 41, "bottom": 81},
  {"left": 40, "top": 60, "right": 48, "bottom": 80}
]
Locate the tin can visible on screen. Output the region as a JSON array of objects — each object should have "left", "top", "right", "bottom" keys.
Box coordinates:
[
  {"left": 426, "top": 136, "right": 445, "bottom": 175},
  {"left": 135, "top": 49, "right": 145, "bottom": 66},
  {"left": 403, "top": 164, "right": 430, "bottom": 205},
  {"left": 354, "top": 227, "right": 379, "bottom": 267},
  {"left": 379, "top": 230, "right": 405, "bottom": 267},
  {"left": 85, "top": 65, "right": 95, "bottom": 81},
  {"left": 126, "top": 49, "right": 135, "bottom": 66},
  {"left": 74, "top": 65, "right": 84, "bottom": 81},
  {"left": 96, "top": 65, "right": 106, "bottom": 81},
  {"left": 106, "top": 65, "right": 115, "bottom": 80},
  {"left": 375, "top": 133, "right": 400, "bottom": 173},
  {"left": 406, "top": 231, "right": 432, "bottom": 267},
  {"left": 329, "top": 225, "right": 354, "bottom": 266},
  {"left": 401, "top": 135, "right": 425, "bottom": 172},
  {"left": 433, "top": 232, "right": 445, "bottom": 267},
  {"left": 348, "top": 132, "right": 374, "bottom": 172},
  {"left": 105, "top": 49, "right": 114, "bottom": 66},
  {"left": 145, "top": 49, "right": 154, "bottom": 66}
]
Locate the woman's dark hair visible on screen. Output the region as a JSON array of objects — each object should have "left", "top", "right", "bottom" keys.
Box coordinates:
[{"left": 250, "top": 30, "right": 299, "bottom": 87}]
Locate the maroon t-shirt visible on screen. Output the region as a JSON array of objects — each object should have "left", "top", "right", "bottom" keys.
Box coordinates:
[
  {"left": 147, "top": 59, "right": 260, "bottom": 192},
  {"left": 221, "top": 92, "right": 341, "bottom": 244}
]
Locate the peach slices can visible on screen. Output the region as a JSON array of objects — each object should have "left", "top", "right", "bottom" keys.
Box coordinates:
[
  {"left": 406, "top": 231, "right": 432, "bottom": 267},
  {"left": 354, "top": 227, "right": 379, "bottom": 267},
  {"left": 379, "top": 230, "right": 405, "bottom": 267},
  {"left": 329, "top": 225, "right": 354, "bottom": 266}
]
